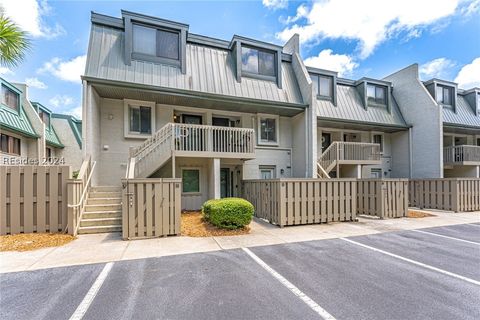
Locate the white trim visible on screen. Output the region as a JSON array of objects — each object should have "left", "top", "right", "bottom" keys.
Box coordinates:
[
  {"left": 123, "top": 99, "right": 156, "bottom": 139},
  {"left": 257, "top": 113, "right": 280, "bottom": 146},
  {"left": 181, "top": 167, "right": 202, "bottom": 194}
]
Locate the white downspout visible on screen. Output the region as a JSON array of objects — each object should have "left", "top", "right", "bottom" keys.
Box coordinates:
[{"left": 408, "top": 127, "right": 413, "bottom": 178}]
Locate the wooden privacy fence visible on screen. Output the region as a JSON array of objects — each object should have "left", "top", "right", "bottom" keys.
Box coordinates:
[
  {"left": 0, "top": 166, "right": 70, "bottom": 235},
  {"left": 122, "top": 178, "right": 181, "bottom": 239},
  {"left": 409, "top": 178, "right": 480, "bottom": 212},
  {"left": 357, "top": 179, "right": 408, "bottom": 218},
  {"left": 243, "top": 179, "right": 357, "bottom": 227}
]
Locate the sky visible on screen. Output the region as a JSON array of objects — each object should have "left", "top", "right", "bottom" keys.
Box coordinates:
[{"left": 1, "top": 0, "right": 479, "bottom": 119}]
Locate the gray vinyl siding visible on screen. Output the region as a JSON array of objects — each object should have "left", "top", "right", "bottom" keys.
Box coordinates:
[{"left": 85, "top": 24, "right": 303, "bottom": 104}]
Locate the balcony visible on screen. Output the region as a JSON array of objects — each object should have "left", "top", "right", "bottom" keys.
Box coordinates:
[{"left": 443, "top": 145, "right": 480, "bottom": 166}]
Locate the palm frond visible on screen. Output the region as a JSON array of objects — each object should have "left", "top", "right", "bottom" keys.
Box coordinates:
[{"left": 0, "top": 14, "right": 31, "bottom": 68}]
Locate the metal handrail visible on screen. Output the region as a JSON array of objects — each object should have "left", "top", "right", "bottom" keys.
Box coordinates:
[{"left": 68, "top": 161, "right": 97, "bottom": 208}]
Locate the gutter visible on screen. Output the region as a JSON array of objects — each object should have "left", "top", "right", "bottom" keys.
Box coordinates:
[{"left": 317, "top": 116, "right": 412, "bottom": 130}]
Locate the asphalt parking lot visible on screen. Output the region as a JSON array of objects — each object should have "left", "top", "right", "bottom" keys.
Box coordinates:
[{"left": 1, "top": 223, "right": 479, "bottom": 320}]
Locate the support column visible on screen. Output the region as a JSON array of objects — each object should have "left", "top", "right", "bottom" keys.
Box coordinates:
[
  {"left": 356, "top": 165, "right": 362, "bottom": 178},
  {"left": 209, "top": 158, "right": 220, "bottom": 199}
]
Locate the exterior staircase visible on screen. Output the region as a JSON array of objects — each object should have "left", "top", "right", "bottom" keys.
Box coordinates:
[{"left": 78, "top": 186, "right": 123, "bottom": 234}]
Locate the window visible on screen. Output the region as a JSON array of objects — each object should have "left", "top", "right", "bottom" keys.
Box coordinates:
[
  {"left": 38, "top": 110, "right": 50, "bottom": 128},
  {"left": 311, "top": 74, "right": 333, "bottom": 98},
  {"left": 477, "top": 93, "right": 480, "bottom": 112},
  {"left": 132, "top": 24, "right": 179, "bottom": 61},
  {"left": 182, "top": 169, "right": 200, "bottom": 193},
  {"left": 367, "top": 84, "right": 386, "bottom": 105},
  {"left": 258, "top": 115, "right": 278, "bottom": 145},
  {"left": 1, "top": 85, "right": 19, "bottom": 111},
  {"left": 260, "top": 166, "right": 275, "bottom": 179},
  {"left": 370, "top": 168, "right": 382, "bottom": 179},
  {"left": 436, "top": 85, "right": 452, "bottom": 105},
  {"left": 124, "top": 100, "right": 155, "bottom": 138},
  {"left": 241, "top": 46, "right": 275, "bottom": 78},
  {"left": 0, "top": 134, "right": 20, "bottom": 155},
  {"left": 45, "top": 147, "right": 52, "bottom": 159},
  {"left": 372, "top": 134, "right": 384, "bottom": 153}
]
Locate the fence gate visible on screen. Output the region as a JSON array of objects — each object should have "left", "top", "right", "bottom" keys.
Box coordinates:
[{"left": 122, "top": 178, "right": 181, "bottom": 240}]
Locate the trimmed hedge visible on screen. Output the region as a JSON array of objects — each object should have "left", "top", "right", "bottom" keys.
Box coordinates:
[{"left": 202, "top": 198, "right": 254, "bottom": 229}]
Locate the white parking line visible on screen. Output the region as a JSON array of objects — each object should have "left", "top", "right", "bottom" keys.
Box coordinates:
[
  {"left": 466, "top": 223, "right": 480, "bottom": 228},
  {"left": 411, "top": 229, "right": 480, "bottom": 246},
  {"left": 242, "top": 247, "right": 336, "bottom": 320},
  {"left": 340, "top": 238, "right": 480, "bottom": 286},
  {"left": 69, "top": 262, "right": 114, "bottom": 320}
]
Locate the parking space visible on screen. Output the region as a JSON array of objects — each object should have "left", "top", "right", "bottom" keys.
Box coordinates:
[{"left": 1, "top": 223, "right": 479, "bottom": 320}]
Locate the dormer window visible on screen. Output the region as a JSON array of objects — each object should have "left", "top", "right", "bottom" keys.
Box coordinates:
[
  {"left": 241, "top": 46, "right": 275, "bottom": 79},
  {"left": 132, "top": 24, "right": 179, "bottom": 61},
  {"left": 38, "top": 109, "right": 50, "bottom": 128},
  {"left": 436, "top": 85, "right": 452, "bottom": 106},
  {"left": 1, "top": 84, "right": 19, "bottom": 112},
  {"left": 311, "top": 74, "right": 333, "bottom": 99},
  {"left": 477, "top": 93, "right": 480, "bottom": 112},
  {"left": 367, "top": 84, "right": 386, "bottom": 105}
]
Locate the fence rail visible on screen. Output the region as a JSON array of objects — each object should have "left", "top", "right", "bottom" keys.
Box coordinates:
[
  {"left": 243, "top": 179, "right": 358, "bottom": 226},
  {"left": 122, "top": 178, "right": 181, "bottom": 239},
  {"left": 0, "top": 165, "right": 70, "bottom": 235},
  {"left": 357, "top": 179, "right": 408, "bottom": 218},
  {"left": 409, "top": 178, "right": 480, "bottom": 212}
]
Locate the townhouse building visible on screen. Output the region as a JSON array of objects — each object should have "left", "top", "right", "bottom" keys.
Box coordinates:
[{"left": 80, "top": 10, "right": 479, "bottom": 218}]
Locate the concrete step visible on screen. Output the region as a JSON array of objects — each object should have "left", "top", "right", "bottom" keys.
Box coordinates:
[
  {"left": 85, "top": 204, "right": 122, "bottom": 212},
  {"left": 91, "top": 186, "right": 122, "bottom": 192},
  {"left": 87, "top": 197, "right": 122, "bottom": 205},
  {"left": 82, "top": 210, "right": 122, "bottom": 219},
  {"left": 80, "top": 217, "right": 122, "bottom": 227},
  {"left": 78, "top": 225, "right": 122, "bottom": 234},
  {"left": 89, "top": 191, "right": 122, "bottom": 199}
]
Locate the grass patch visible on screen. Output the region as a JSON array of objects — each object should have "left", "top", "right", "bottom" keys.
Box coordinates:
[
  {"left": 0, "top": 233, "right": 76, "bottom": 252},
  {"left": 181, "top": 211, "right": 250, "bottom": 237}
]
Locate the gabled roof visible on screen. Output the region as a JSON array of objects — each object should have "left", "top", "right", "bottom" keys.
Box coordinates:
[
  {"left": 315, "top": 83, "right": 408, "bottom": 129},
  {"left": 85, "top": 20, "right": 303, "bottom": 106},
  {"left": 52, "top": 113, "right": 82, "bottom": 148},
  {"left": 31, "top": 102, "right": 64, "bottom": 148},
  {"left": 443, "top": 94, "right": 480, "bottom": 129}
]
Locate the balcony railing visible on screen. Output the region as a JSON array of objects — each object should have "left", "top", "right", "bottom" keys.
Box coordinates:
[{"left": 443, "top": 145, "right": 480, "bottom": 165}]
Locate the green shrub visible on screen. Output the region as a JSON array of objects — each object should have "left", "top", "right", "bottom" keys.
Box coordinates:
[
  {"left": 202, "top": 198, "right": 254, "bottom": 229},
  {"left": 72, "top": 170, "right": 79, "bottom": 179}
]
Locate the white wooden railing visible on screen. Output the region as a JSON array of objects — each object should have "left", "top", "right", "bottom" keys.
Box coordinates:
[
  {"left": 130, "top": 123, "right": 255, "bottom": 178},
  {"left": 443, "top": 145, "right": 480, "bottom": 164},
  {"left": 317, "top": 142, "right": 381, "bottom": 177}
]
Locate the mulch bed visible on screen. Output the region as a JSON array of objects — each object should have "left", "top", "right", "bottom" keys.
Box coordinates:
[
  {"left": 407, "top": 210, "right": 436, "bottom": 218},
  {"left": 0, "top": 233, "right": 76, "bottom": 252},
  {"left": 181, "top": 211, "right": 250, "bottom": 237}
]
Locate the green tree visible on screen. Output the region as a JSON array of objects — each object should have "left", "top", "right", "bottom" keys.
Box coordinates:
[{"left": 0, "top": 13, "right": 30, "bottom": 68}]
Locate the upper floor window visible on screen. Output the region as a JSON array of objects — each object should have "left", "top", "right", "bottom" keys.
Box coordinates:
[
  {"left": 372, "top": 134, "right": 384, "bottom": 153},
  {"left": 123, "top": 99, "right": 156, "bottom": 138},
  {"left": 258, "top": 114, "right": 279, "bottom": 145},
  {"left": 367, "top": 84, "right": 386, "bottom": 105},
  {"left": 436, "top": 85, "right": 452, "bottom": 106},
  {"left": 477, "top": 93, "right": 480, "bottom": 112},
  {"left": 38, "top": 110, "right": 50, "bottom": 128},
  {"left": 311, "top": 74, "right": 333, "bottom": 99},
  {"left": 1, "top": 85, "right": 19, "bottom": 111},
  {"left": 241, "top": 46, "right": 275, "bottom": 78},
  {"left": 132, "top": 24, "right": 179, "bottom": 61},
  {"left": 0, "top": 133, "right": 20, "bottom": 155}
]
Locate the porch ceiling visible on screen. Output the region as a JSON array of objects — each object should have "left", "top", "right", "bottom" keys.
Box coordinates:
[
  {"left": 89, "top": 79, "right": 307, "bottom": 117},
  {"left": 443, "top": 124, "right": 480, "bottom": 135},
  {"left": 317, "top": 118, "right": 409, "bottom": 133}
]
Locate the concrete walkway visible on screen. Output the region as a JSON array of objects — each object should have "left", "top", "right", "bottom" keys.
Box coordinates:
[{"left": 1, "top": 209, "right": 478, "bottom": 273}]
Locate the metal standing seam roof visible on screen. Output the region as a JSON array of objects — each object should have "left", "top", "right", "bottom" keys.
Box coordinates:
[
  {"left": 0, "top": 105, "right": 38, "bottom": 138},
  {"left": 85, "top": 24, "right": 303, "bottom": 105},
  {"left": 442, "top": 95, "right": 480, "bottom": 128},
  {"left": 45, "top": 126, "right": 64, "bottom": 148},
  {"left": 315, "top": 84, "right": 408, "bottom": 128}
]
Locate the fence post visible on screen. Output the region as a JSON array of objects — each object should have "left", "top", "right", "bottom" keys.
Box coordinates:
[
  {"left": 452, "top": 180, "right": 459, "bottom": 212},
  {"left": 67, "top": 181, "right": 75, "bottom": 235},
  {"left": 377, "top": 181, "right": 385, "bottom": 219},
  {"left": 278, "top": 181, "right": 286, "bottom": 227}
]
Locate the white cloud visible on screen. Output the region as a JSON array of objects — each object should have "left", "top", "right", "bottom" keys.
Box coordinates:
[
  {"left": 38, "top": 55, "right": 86, "bottom": 83},
  {"left": 454, "top": 57, "right": 480, "bottom": 89},
  {"left": 263, "top": 0, "right": 288, "bottom": 10},
  {"left": 461, "top": 0, "right": 480, "bottom": 15},
  {"left": 0, "top": 67, "right": 13, "bottom": 76},
  {"left": 67, "top": 106, "right": 82, "bottom": 119},
  {"left": 419, "top": 58, "right": 456, "bottom": 79},
  {"left": 25, "top": 77, "right": 47, "bottom": 89},
  {"left": 0, "top": 0, "right": 65, "bottom": 38},
  {"left": 278, "top": 0, "right": 461, "bottom": 59},
  {"left": 304, "top": 49, "right": 358, "bottom": 77},
  {"left": 49, "top": 95, "right": 74, "bottom": 108}
]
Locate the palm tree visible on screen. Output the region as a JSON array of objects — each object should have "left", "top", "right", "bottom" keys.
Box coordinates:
[{"left": 0, "top": 13, "right": 31, "bottom": 68}]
